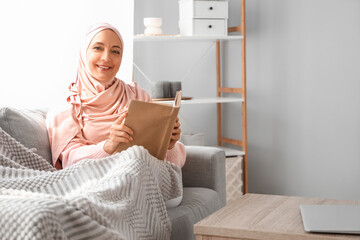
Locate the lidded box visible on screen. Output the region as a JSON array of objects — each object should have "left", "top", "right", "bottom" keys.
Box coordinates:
[{"left": 179, "top": 0, "right": 228, "bottom": 36}]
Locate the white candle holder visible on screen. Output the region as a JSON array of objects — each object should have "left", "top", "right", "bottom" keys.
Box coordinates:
[{"left": 144, "top": 17, "right": 163, "bottom": 35}]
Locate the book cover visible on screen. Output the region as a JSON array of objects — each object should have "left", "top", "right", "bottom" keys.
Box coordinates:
[{"left": 115, "top": 91, "right": 181, "bottom": 160}]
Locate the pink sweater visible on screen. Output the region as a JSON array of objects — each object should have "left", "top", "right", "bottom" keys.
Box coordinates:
[{"left": 60, "top": 138, "right": 186, "bottom": 169}]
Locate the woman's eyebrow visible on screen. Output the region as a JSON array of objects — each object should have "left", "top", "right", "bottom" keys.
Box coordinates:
[{"left": 91, "top": 42, "right": 121, "bottom": 49}]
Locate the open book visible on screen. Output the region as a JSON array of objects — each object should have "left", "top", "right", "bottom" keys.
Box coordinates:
[{"left": 115, "top": 91, "right": 182, "bottom": 160}]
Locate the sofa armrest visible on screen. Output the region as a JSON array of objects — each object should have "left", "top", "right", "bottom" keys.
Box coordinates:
[{"left": 182, "top": 146, "right": 226, "bottom": 206}]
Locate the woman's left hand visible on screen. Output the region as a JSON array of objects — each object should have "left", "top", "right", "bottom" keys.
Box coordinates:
[{"left": 168, "top": 117, "right": 181, "bottom": 150}]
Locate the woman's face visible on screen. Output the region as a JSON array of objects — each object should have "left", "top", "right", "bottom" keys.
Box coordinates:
[{"left": 86, "top": 29, "right": 123, "bottom": 82}]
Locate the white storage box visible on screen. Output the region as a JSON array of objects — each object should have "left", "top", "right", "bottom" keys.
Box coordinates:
[
  {"left": 179, "top": 19, "right": 227, "bottom": 36},
  {"left": 179, "top": 0, "right": 228, "bottom": 19},
  {"left": 179, "top": 0, "right": 228, "bottom": 36}
]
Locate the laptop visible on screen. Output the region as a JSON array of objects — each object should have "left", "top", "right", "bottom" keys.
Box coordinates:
[{"left": 300, "top": 204, "right": 360, "bottom": 234}]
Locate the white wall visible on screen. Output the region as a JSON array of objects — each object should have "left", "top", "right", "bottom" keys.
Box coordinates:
[
  {"left": 134, "top": 0, "right": 360, "bottom": 200},
  {"left": 0, "top": 0, "right": 134, "bottom": 109},
  {"left": 246, "top": 0, "right": 360, "bottom": 200}
]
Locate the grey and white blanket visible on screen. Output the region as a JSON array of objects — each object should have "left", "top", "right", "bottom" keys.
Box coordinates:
[{"left": 0, "top": 128, "right": 182, "bottom": 240}]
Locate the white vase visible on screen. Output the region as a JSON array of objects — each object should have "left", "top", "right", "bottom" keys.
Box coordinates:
[{"left": 144, "top": 17, "right": 163, "bottom": 35}]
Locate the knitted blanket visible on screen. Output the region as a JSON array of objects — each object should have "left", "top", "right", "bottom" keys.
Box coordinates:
[{"left": 0, "top": 128, "right": 182, "bottom": 240}]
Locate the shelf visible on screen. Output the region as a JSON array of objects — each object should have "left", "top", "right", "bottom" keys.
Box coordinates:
[
  {"left": 154, "top": 97, "right": 244, "bottom": 105},
  {"left": 215, "top": 146, "right": 245, "bottom": 157},
  {"left": 134, "top": 35, "right": 244, "bottom": 42}
]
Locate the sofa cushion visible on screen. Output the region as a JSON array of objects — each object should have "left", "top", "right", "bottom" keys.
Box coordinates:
[
  {"left": 0, "top": 108, "right": 52, "bottom": 165},
  {"left": 168, "top": 187, "right": 222, "bottom": 240}
]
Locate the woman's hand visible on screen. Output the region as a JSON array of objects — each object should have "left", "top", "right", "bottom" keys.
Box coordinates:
[
  {"left": 168, "top": 117, "right": 181, "bottom": 150},
  {"left": 104, "top": 113, "right": 134, "bottom": 154}
]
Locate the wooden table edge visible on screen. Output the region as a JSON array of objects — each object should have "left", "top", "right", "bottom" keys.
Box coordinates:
[
  {"left": 193, "top": 194, "right": 360, "bottom": 240},
  {"left": 194, "top": 225, "right": 353, "bottom": 240}
]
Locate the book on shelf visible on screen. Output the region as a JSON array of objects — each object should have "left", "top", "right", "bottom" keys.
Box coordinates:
[{"left": 115, "top": 91, "right": 182, "bottom": 160}]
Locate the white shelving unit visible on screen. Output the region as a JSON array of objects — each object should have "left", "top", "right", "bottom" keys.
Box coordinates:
[{"left": 134, "top": 0, "right": 248, "bottom": 193}]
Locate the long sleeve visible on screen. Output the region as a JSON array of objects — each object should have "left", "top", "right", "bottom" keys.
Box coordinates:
[
  {"left": 62, "top": 138, "right": 186, "bottom": 169},
  {"left": 60, "top": 132, "right": 110, "bottom": 168},
  {"left": 164, "top": 141, "right": 186, "bottom": 168}
]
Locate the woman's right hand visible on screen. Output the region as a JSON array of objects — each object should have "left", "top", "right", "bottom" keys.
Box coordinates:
[{"left": 104, "top": 113, "right": 134, "bottom": 154}]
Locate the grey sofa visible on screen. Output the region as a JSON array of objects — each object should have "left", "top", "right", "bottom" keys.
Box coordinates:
[{"left": 0, "top": 107, "right": 226, "bottom": 240}]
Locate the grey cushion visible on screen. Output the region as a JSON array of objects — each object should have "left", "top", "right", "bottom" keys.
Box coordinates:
[
  {"left": 168, "top": 187, "right": 222, "bottom": 240},
  {"left": 0, "top": 107, "right": 52, "bottom": 165}
]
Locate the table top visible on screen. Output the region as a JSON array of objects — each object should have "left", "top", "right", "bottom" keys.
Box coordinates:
[{"left": 194, "top": 193, "right": 360, "bottom": 240}]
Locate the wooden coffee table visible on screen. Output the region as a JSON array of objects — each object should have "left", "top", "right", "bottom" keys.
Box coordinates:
[{"left": 194, "top": 194, "right": 360, "bottom": 240}]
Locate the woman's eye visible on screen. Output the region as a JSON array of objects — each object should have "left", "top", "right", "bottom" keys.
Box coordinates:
[
  {"left": 112, "top": 50, "right": 121, "bottom": 55},
  {"left": 93, "top": 46, "right": 101, "bottom": 50}
]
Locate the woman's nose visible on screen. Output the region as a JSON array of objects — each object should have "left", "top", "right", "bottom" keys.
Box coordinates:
[{"left": 101, "top": 50, "right": 111, "bottom": 61}]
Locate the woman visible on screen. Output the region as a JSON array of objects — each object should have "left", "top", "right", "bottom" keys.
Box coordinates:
[{"left": 46, "top": 23, "right": 186, "bottom": 170}]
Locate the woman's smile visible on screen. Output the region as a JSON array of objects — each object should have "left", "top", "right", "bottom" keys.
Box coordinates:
[{"left": 97, "top": 64, "right": 112, "bottom": 70}]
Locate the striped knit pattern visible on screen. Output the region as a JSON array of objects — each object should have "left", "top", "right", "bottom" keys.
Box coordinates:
[{"left": 0, "top": 128, "right": 182, "bottom": 240}]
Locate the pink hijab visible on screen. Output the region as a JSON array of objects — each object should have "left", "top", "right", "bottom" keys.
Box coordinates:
[{"left": 46, "top": 23, "right": 150, "bottom": 169}]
